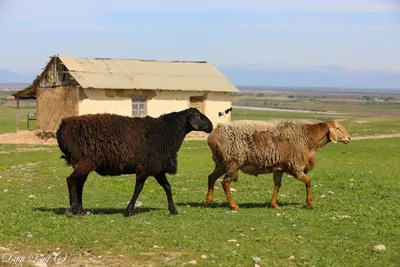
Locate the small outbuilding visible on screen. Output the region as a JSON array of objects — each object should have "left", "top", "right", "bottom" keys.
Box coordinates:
[{"left": 22, "top": 55, "right": 238, "bottom": 133}]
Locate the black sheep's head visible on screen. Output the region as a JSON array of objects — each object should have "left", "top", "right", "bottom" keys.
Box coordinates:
[{"left": 187, "top": 108, "right": 213, "bottom": 133}]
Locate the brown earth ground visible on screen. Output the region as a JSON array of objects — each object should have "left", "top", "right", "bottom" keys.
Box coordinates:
[{"left": 0, "top": 244, "right": 186, "bottom": 266}]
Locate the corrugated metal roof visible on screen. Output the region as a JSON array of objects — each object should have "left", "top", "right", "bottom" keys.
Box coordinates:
[{"left": 58, "top": 56, "right": 239, "bottom": 92}]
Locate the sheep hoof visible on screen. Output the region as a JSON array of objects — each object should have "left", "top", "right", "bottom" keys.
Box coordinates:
[
  {"left": 303, "top": 203, "right": 315, "bottom": 209},
  {"left": 69, "top": 207, "right": 85, "bottom": 215},
  {"left": 269, "top": 204, "right": 281, "bottom": 209},
  {"left": 73, "top": 211, "right": 85, "bottom": 216},
  {"left": 203, "top": 199, "right": 212, "bottom": 206},
  {"left": 169, "top": 209, "right": 179, "bottom": 215},
  {"left": 229, "top": 205, "right": 240, "bottom": 210},
  {"left": 64, "top": 209, "right": 73, "bottom": 216},
  {"left": 126, "top": 210, "right": 136, "bottom": 217}
]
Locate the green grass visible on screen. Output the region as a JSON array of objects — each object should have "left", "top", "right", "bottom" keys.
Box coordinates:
[
  {"left": 234, "top": 94, "right": 400, "bottom": 116},
  {"left": 0, "top": 98, "right": 400, "bottom": 266},
  {"left": 0, "top": 138, "right": 399, "bottom": 266},
  {"left": 232, "top": 108, "right": 357, "bottom": 121},
  {"left": 0, "top": 106, "right": 37, "bottom": 133}
]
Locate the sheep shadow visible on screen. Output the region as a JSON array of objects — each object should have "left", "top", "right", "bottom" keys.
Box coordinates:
[
  {"left": 33, "top": 207, "right": 160, "bottom": 216},
  {"left": 177, "top": 201, "right": 303, "bottom": 209}
]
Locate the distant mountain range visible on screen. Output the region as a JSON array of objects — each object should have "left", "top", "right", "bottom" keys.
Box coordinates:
[
  {"left": 219, "top": 64, "right": 400, "bottom": 90},
  {"left": 1, "top": 65, "right": 399, "bottom": 90},
  {"left": 0, "top": 69, "right": 36, "bottom": 83}
]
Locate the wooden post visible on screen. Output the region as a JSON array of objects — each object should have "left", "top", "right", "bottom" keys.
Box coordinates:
[
  {"left": 16, "top": 109, "right": 19, "bottom": 132},
  {"left": 16, "top": 96, "right": 20, "bottom": 109}
]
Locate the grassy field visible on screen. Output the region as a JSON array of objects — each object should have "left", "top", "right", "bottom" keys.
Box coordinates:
[
  {"left": 0, "top": 91, "right": 36, "bottom": 133},
  {"left": 0, "top": 90, "right": 400, "bottom": 266},
  {"left": 0, "top": 106, "right": 37, "bottom": 134},
  {"left": 233, "top": 89, "right": 400, "bottom": 117},
  {"left": 0, "top": 138, "right": 399, "bottom": 266},
  {"left": 1, "top": 104, "right": 400, "bottom": 138}
]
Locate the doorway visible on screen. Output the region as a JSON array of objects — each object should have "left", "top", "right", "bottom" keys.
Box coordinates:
[{"left": 189, "top": 96, "right": 204, "bottom": 113}]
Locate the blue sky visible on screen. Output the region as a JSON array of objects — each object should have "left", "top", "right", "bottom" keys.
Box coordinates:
[{"left": 1, "top": 0, "right": 400, "bottom": 74}]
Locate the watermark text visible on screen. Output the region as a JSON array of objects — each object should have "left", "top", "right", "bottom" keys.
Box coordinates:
[{"left": 2, "top": 251, "right": 68, "bottom": 264}]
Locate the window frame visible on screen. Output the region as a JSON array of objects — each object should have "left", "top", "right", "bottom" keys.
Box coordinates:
[{"left": 132, "top": 96, "right": 147, "bottom": 117}]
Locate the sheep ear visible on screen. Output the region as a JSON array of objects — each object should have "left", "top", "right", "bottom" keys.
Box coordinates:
[
  {"left": 189, "top": 113, "right": 201, "bottom": 129},
  {"left": 329, "top": 127, "right": 338, "bottom": 143}
]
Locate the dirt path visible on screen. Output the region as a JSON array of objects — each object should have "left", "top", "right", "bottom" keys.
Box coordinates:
[
  {"left": 0, "top": 131, "right": 399, "bottom": 145},
  {"left": 0, "top": 245, "right": 185, "bottom": 267},
  {"left": 351, "top": 133, "right": 400, "bottom": 140},
  {"left": 0, "top": 131, "right": 57, "bottom": 145}
]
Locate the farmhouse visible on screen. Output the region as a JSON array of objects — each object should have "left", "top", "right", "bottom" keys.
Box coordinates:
[{"left": 16, "top": 55, "right": 239, "bottom": 133}]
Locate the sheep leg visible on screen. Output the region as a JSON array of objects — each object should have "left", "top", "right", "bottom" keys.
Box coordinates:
[
  {"left": 270, "top": 171, "right": 283, "bottom": 209},
  {"left": 66, "top": 171, "right": 88, "bottom": 215},
  {"left": 221, "top": 166, "right": 239, "bottom": 210},
  {"left": 154, "top": 173, "right": 178, "bottom": 215},
  {"left": 75, "top": 175, "right": 88, "bottom": 213},
  {"left": 296, "top": 172, "right": 314, "bottom": 209},
  {"left": 127, "top": 175, "right": 148, "bottom": 216},
  {"left": 203, "top": 165, "right": 226, "bottom": 206},
  {"left": 222, "top": 179, "right": 239, "bottom": 210}
]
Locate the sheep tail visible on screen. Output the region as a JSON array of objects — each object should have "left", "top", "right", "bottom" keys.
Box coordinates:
[
  {"left": 56, "top": 123, "right": 72, "bottom": 166},
  {"left": 60, "top": 155, "right": 72, "bottom": 165}
]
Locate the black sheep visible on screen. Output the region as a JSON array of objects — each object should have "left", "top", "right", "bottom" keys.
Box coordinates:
[{"left": 56, "top": 107, "right": 213, "bottom": 216}]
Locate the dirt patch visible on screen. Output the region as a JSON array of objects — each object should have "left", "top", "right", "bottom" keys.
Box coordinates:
[
  {"left": 0, "top": 131, "right": 208, "bottom": 144},
  {"left": 0, "top": 245, "right": 183, "bottom": 267},
  {"left": 352, "top": 133, "right": 400, "bottom": 140},
  {"left": 0, "top": 131, "right": 57, "bottom": 145}
]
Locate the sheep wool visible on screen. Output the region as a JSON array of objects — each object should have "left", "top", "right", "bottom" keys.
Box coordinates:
[
  {"left": 57, "top": 107, "right": 213, "bottom": 216},
  {"left": 204, "top": 119, "right": 351, "bottom": 211}
]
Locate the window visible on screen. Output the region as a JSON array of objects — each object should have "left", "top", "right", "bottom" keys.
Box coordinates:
[{"left": 132, "top": 97, "right": 146, "bottom": 117}]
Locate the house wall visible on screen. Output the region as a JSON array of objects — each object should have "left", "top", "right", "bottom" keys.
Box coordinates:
[
  {"left": 37, "top": 86, "right": 79, "bottom": 131},
  {"left": 78, "top": 88, "right": 132, "bottom": 116},
  {"left": 147, "top": 90, "right": 232, "bottom": 127},
  {"left": 77, "top": 89, "right": 232, "bottom": 129},
  {"left": 146, "top": 90, "right": 202, "bottom": 117},
  {"left": 143, "top": 90, "right": 232, "bottom": 135},
  {"left": 204, "top": 92, "right": 233, "bottom": 126}
]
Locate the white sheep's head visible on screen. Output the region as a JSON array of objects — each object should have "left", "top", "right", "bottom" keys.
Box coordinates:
[{"left": 324, "top": 121, "right": 351, "bottom": 144}]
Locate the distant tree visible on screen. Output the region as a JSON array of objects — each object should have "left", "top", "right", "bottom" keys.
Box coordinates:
[
  {"left": 362, "top": 96, "right": 372, "bottom": 101},
  {"left": 256, "top": 93, "right": 265, "bottom": 97},
  {"left": 288, "top": 95, "right": 295, "bottom": 98},
  {"left": 232, "top": 92, "right": 244, "bottom": 97}
]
